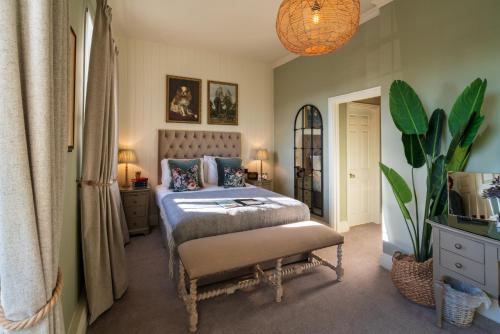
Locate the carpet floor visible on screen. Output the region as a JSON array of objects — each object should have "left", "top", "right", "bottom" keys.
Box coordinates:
[{"left": 88, "top": 223, "right": 498, "bottom": 333}]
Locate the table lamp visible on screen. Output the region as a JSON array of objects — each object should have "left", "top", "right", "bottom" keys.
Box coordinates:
[
  {"left": 256, "top": 149, "right": 269, "bottom": 181},
  {"left": 118, "top": 149, "right": 137, "bottom": 187}
]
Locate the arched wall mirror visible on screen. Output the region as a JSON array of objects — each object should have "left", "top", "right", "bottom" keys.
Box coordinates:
[{"left": 294, "top": 105, "right": 323, "bottom": 217}]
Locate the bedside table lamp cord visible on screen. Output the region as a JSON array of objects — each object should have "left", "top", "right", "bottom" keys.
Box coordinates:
[{"left": 0, "top": 268, "right": 63, "bottom": 331}]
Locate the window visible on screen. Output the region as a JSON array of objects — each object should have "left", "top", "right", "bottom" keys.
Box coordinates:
[{"left": 83, "top": 7, "right": 94, "bottom": 114}]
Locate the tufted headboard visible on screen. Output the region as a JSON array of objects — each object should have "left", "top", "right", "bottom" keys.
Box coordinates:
[{"left": 158, "top": 129, "right": 241, "bottom": 181}]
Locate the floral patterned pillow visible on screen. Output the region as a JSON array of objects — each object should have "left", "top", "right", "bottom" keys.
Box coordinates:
[
  {"left": 223, "top": 167, "right": 246, "bottom": 188},
  {"left": 171, "top": 165, "right": 201, "bottom": 192}
]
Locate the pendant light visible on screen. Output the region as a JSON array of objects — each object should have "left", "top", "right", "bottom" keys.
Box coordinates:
[{"left": 276, "top": 0, "right": 360, "bottom": 56}]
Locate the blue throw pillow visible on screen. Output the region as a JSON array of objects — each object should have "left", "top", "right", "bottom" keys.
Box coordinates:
[
  {"left": 171, "top": 165, "right": 201, "bottom": 192},
  {"left": 215, "top": 157, "right": 242, "bottom": 186},
  {"left": 223, "top": 167, "right": 246, "bottom": 188},
  {"left": 168, "top": 159, "right": 202, "bottom": 189}
]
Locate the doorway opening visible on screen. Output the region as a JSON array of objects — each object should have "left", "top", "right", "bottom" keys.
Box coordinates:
[{"left": 328, "top": 87, "right": 381, "bottom": 233}]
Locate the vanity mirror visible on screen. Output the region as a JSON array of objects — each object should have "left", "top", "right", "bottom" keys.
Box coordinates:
[{"left": 448, "top": 172, "right": 500, "bottom": 224}]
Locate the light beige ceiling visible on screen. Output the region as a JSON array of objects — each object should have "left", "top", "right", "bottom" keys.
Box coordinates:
[{"left": 110, "top": 0, "right": 384, "bottom": 65}]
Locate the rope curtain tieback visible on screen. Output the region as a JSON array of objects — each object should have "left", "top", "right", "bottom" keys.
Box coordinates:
[
  {"left": 78, "top": 179, "right": 117, "bottom": 187},
  {"left": 0, "top": 268, "right": 63, "bottom": 331}
]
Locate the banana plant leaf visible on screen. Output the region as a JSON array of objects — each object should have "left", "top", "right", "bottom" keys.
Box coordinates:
[
  {"left": 402, "top": 134, "right": 426, "bottom": 168},
  {"left": 429, "top": 155, "right": 445, "bottom": 197},
  {"left": 461, "top": 113, "right": 485, "bottom": 147},
  {"left": 380, "top": 163, "right": 412, "bottom": 219},
  {"left": 448, "top": 78, "right": 487, "bottom": 137},
  {"left": 389, "top": 80, "right": 429, "bottom": 135},
  {"left": 447, "top": 146, "right": 471, "bottom": 174},
  {"left": 425, "top": 109, "right": 445, "bottom": 160},
  {"left": 432, "top": 184, "right": 449, "bottom": 217}
]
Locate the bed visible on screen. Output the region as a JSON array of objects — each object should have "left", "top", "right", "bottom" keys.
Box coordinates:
[{"left": 155, "top": 129, "right": 310, "bottom": 278}]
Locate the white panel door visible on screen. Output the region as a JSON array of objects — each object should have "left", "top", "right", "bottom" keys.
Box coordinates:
[{"left": 346, "top": 103, "right": 380, "bottom": 227}]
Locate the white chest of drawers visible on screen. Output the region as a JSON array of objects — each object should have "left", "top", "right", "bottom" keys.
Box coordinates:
[{"left": 427, "top": 216, "right": 500, "bottom": 327}]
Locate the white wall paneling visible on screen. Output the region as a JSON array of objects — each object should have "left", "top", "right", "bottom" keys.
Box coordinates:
[{"left": 116, "top": 38, "right": 274, "bottom": 186}]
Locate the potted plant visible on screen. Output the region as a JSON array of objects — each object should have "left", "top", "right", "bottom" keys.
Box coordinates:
[{"left": 381, "top": 78, "right": 487, "bottom": 307}]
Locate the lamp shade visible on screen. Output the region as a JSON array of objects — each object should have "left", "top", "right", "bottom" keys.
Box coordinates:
[
  {"left": 256, "top": 149, "right": 269, "bottom": 161},
  {"left": 118, "top": 149, "right": 137, "bottom": 164},
  {"left": 276, "top": 0, "right": 360, "bottom": 56}
]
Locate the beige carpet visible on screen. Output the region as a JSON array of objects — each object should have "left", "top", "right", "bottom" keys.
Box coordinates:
[{"left": 88, "top": 223, "right": 498, "bottom": 333}]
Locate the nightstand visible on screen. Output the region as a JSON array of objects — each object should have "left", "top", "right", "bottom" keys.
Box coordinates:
[
  {"left": 120, "top": 187, "right": 150, "bottom": 236},
  {"left": 246, "top": 179, "right": 273, "bottom": 191}
]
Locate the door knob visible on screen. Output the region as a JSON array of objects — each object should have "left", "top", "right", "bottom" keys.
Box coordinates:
[{"left": 349, "top": 173, "right": 355, "bottom": 179}]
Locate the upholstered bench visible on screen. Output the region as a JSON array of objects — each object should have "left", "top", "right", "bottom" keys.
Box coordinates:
[{"left": 177, "top": 221, "right": 344, "bottom": 332}]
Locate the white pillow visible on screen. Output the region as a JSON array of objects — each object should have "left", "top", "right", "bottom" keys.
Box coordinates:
[
  {"left": 203, "top": 155, "right": 219, "bottom": 185},
  {"left": 161, "top": 158, "right": 205, "bottom": 187},
  {"left": 161, "top": 158, "right": 171, "bottom": 186}
]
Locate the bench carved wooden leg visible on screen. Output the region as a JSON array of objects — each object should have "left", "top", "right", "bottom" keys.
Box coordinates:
[
  {"left": 188, "top": 279, "right": 198, "bottom": 332},
  {"left": 336, "top": 244, "right": 344, "bottom": 281},
  {"left": 275, "top": 258, "right": 283, "bottom": 303},
  {"left": 178, "top": 262, "right": 186, "bottom": 299}
]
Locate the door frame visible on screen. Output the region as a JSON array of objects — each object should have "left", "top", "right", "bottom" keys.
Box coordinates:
[{"left": 328, "top": 86, "right": 381, "bottom": 232}]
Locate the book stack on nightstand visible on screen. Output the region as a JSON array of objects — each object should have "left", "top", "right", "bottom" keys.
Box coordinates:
[
  {"left": 246, "top": 179, "right": 273, "bottom": 191},
  {"left": 120, "top": 187, "right": 150, "bottom": 236}
]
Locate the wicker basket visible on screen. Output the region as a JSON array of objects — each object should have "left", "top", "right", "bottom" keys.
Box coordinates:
[
  {"left": 443, "top": 284, "right": 476, "bottom": 327},
  {"left": 391, "top": 251, "right": 435, "bottom": 307}
]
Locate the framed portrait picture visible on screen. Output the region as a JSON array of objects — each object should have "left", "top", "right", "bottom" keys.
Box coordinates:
[
  {"left": 166, "top": 75, "right": 201, "bottom": 123},
  {"left": 207, "top": 80, "right": 238, "bottom": 125},
  {"left": 68, "top": 26, "right": 77, "bottom": 152}
]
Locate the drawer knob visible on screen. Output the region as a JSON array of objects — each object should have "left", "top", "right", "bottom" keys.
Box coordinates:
[
  {"left": 454, "top": 243, "right": 462, "bottom": 250},
  {"left": 455, "top": 263, "right": 463, "bottom": 269}
]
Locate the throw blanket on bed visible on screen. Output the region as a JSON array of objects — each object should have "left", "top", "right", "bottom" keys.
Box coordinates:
[{"left": 161, "top": 187, "right": 310, "bottom": 245}]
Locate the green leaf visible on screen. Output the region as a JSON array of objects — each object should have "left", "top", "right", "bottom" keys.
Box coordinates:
[
  {"left": 433, "top": 184, "right": 449, "bottom": 216},
  {"left": 446, "top": 145, "right": 471, "bottom": 172},
  {"left": 380, "top": 163, "right": 412, "bottom": 219},
  {"left": 389, "top": 80, "right": 429, "bottom": 135},
  {"left": 425, "top": 109, "right": 445, "bottom": 159},
  {"left": 449, "top": 78, "right": 487, "bottom": 137},
  {"left": 461, "top": 113, "right": 484, "bottom": 147},
  {"left": 402, "top": 134, "right": 426, "bottom": 168},
  {"left": 429, "top": 155, "right": 445, "bottom": 196}
]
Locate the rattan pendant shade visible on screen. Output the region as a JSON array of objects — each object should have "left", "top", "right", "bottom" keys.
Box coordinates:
[{"left": 276, "top": 0, "right": 360, "bottom": 56}]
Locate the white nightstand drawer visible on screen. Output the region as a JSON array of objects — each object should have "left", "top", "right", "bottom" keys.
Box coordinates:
[
  {"left": 127, "top": 217, "right": 148, "bottom": 230},
  {"left": 441, "top": 249, "right": 485, "bottom": 284},
  {"left": 123, "top": 192, "right": 148, "bottom": 207},
  {"left": 125, "top": 205, "right": 147, "bottom": 218},
  {"left": 440, "top": 230, "right": 484, "bottom": 263}
]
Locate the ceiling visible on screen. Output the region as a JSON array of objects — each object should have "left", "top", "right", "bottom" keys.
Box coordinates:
[{"left": 110, "top": 0, "right": 386, "bottom": 65}]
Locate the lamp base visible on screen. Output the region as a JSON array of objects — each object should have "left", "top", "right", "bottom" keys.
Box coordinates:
[
  {"left": 259, "top": 160, "right": 263, "bottom": 181},
  {"left": 124, "top": 163, "right": 130, "bottom": 188}
]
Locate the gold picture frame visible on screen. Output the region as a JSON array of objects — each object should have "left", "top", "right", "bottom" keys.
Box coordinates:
[
  {"left": 207, "top": 80, "right": 238, "bottom": 125},
  {"left": 166, "top": 75, "right": 202, "bottom": 124}
]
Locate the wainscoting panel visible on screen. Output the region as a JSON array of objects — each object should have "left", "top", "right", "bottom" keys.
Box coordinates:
[{"left": 115, "top": 37, "right": 275, "bottom": 187}]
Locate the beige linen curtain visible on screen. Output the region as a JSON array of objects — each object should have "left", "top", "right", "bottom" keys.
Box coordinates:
[
  {"left": 81, "top": 0, "right": 128, "bottom": 324},
  {"left": 0, "top": 0, "right": 68, "bottom": 333}
]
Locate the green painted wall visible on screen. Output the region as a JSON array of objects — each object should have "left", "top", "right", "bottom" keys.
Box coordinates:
[
  {"left": 60, "top": 0, "right": 95, "bottom": 331},
  {"left": 274, "top": 0, "right": 500, "bottom": 254}
]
